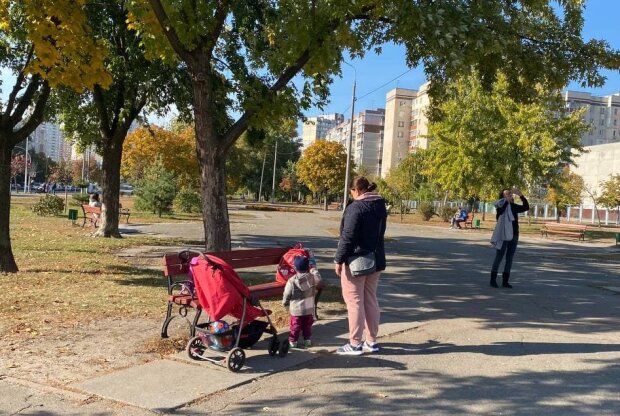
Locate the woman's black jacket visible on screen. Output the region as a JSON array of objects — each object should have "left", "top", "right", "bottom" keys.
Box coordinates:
[{"left": 334, "top": 196, "right": 388, "bottom": 271}]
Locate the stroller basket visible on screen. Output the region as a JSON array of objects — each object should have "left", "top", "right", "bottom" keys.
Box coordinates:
[{"left": 196, "top": 320, "right": 269, "bottom": 350}]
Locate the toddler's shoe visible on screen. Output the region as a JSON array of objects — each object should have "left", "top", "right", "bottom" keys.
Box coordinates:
[
  {"left": 304, "top": 339, "right": 312, "bottom": 348},
  {"left": 289, "top": 341, "right": 299, "bottom": 348},
  {"left": 336, "top": 343, "right": 363, "bottom": 356}
]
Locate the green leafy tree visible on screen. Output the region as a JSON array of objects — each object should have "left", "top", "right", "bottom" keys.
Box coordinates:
[
  {"left": 385, "top": 151, "right": 431, "bottom": 216},
  {"left": 426, "top": 72, "right": 589, "bottom": 204},
  {"left": 58, "top": 0, "right": 187, "bottom": 238},
  {"left": 125, "top": 0, "right": 620, "bottom": 252},
  {"left": 546, "top": 168, "right": 585, "bottom": 222},
  {"left": 297, "top": 140, "right": 347, "bottom": 210},
  {"left": 598, "top": 174, "right": 620, "bottom": 225},
  {"left": 135, "top": 155, "right": 177, "bottom": 217},
  {"left": 227, "top": 122, "right": 300, "bottom": 201}
]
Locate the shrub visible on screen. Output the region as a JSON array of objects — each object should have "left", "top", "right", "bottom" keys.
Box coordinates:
[
  {"left": 32, "top": 194, "right": 65, "bottom": 216},
  {"left": 439, "top": 205, "right": 455, "bottom": 222},
  {"left": 174, "top": 186, "right": 202, "bottom": 213},
  {"left": 417, "top": 202, "right": 436, "bottom": 221},
  {"left": 71, "top": 193, "right": 90, "bottom": 206},
  {"left": 135, "top": 155, "right": 177, "bottom": 216}
]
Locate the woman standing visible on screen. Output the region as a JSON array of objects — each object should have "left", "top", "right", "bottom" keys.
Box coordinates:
[
  {"left": 334, "top": 177, "right": 387, "bottom": 355},
  {"left": 490, "top": 188, "right": 529, "bottom": 288}
]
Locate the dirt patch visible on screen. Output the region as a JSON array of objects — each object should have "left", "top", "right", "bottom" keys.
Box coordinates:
[{"left": 1, "top": 318, "right": 170, "bottom": 385}]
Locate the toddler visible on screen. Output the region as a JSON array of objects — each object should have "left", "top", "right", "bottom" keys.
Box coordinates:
[{"left": 282, "top": 255, "right": 321, "bottom": 348}]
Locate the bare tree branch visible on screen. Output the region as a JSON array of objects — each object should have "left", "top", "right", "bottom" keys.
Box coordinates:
[{"left": 11, "top": 81, "right": 50, "bottom": 146}]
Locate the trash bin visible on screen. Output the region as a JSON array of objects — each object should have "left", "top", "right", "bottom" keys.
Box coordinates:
[
  {"left": 616, "top": 233, "right": 620, "bottom": 246},
  {"left": 473, "top": 219, "right": 481, "bottom": 229},
  {"left": 68, "top": 209, "right": 78, "bottom": 224}
]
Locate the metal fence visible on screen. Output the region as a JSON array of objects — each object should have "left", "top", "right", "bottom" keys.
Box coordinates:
[{"left": 402, "top": 200, "right": 620, "bottom": 226}]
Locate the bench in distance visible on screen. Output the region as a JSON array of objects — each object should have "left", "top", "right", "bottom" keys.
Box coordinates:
[{"left": 540, "top": 222, "right": 587, "bottom": 241}]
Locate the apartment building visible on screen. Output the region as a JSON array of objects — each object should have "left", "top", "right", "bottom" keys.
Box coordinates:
[
  {"left": 301, "top": 113, "right": 344, "bottom": 150},
  {"left": 381, "top": 88, "right": 417, "bottom": 178},
  {"left": 326, "top": 109, "right": 385, "bottom": 177},
  {"left": 572, "top": 142, "right": 620, "bottom": 203},
  {"left": 30, "top": 122, "right": 72, "bottom": 162},
  {"left": 563, "top": 90, "right": 620, "bottom": 146},
  {"left": 409, "top": 81, "right": 431, "bottom": 151}
]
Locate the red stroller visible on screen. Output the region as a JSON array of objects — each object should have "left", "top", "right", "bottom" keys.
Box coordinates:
[{"left": 185, "top": 253, "right": 289, "bottom": 372}]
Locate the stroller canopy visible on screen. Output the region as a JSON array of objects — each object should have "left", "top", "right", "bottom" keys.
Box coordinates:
[{"left": 190, "top": 254, "right": 265, "bottom": 323}]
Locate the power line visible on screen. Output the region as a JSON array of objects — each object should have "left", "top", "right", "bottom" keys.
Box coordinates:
[
  {"left": 356, "top": 68, "right": 414, "bottom": 102},
  {"left": 333, "top": 68, "right": 414, "bottom": 116}
]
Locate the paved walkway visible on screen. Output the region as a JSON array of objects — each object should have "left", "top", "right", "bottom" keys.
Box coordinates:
[{"left": 2, "top": 209, "right": 619, "bottom": 415}]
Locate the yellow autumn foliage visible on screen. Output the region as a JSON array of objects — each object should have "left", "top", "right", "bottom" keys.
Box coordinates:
[
  {"left": 121, "top": 125, "right": 198, "bottom": 181},
  {"left": 1, "top": 0, "right": 112, "bottom": 90}
]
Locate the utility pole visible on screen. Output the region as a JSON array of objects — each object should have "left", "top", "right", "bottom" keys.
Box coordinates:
[
  {"left": 258, "top": 151, "right": 267, "bottom": 201},
  {"left": 23, "top": 136, "right": 29, "bottom": 193},
  {"left": 342, "top": 62, "right": 356, "bottom": 213},
  {"left": 271, "top": 138, "right": 278, "bottom": 203}
]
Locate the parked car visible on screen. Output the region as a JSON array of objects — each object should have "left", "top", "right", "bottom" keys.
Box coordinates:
[{"left": 120, "top": 184, "right": 134, "bottom": 196}]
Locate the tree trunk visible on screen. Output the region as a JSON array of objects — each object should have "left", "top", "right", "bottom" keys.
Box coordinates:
[
  {"left": 95, "top": 135, "right": 123, "bottom": 238},
  {"left": 198, "top": 144, "right": 230, "bottom": 251},
  {"left": 0, "top": 140, "right": 18, "bottom": 272},
  {"left": 193, "top": 75, "right": 231, "bottom": 252}
]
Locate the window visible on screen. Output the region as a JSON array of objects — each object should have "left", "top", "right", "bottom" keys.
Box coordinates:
[
  {"left": 398, "top": 121, "right": 405, "bottom": 127},
  {"left": 397, "top": 131, "right": 404, "bottom": 138}
]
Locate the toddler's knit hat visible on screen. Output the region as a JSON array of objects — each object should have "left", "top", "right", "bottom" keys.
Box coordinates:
[{"left": 293, "top": 255, "right": 309, "bottom": 272}]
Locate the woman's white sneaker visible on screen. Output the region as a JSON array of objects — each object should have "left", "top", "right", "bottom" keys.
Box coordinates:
[
  {"left": 362, "top": 341, "right": 380, "bottom": 353},
  {"left": 336, "top": 343, "right": 363, "bottom": 355}
]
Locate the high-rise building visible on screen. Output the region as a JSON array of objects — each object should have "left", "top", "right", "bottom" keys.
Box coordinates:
[
  {"left": 301, "top": 113, "right": 344, "bottom": 150},
  {"left": 326, "top": 109, "right": 385, "bottom": 177},
  {"left": 30, "top": 122, "right": 69, "bottom": 162},
  {"left": 381, "top": 88, "right": 417, "bottom": 178},
  {"left": 563, "top": 90, "right": 620, "bottom": 146},
  {"left": 409, "top": 81, "right": 431, "bottom": 151}
]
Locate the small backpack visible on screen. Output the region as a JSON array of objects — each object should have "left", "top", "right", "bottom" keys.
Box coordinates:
[{"left": 275, "top": 243, "right": 316, "bottom": 283}]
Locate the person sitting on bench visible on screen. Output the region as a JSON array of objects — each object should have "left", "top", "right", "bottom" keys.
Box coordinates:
[{"left": 450, "top": 207, "right": 468, "bottom": 229}]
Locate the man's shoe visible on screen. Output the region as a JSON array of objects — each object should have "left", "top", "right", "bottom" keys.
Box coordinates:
[
  {"left": 502, "top": 283, "right": 513, "bottom": 289},
  {"left": 362, "top": 341, "right": 380, "bottom": 353},
  {"left": 336, "top": 343, "right": 363, "bottom": 356},
  {"left": 490, "top": 281, "right": 499, "bottom": 288},
  {"left": 289, "top": 341, "right": 299, "bottom": 348}
]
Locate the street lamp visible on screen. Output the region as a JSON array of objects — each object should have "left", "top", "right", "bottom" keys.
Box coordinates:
[{"left": 342, "top": 61, "right": 357, "bottom": 213}]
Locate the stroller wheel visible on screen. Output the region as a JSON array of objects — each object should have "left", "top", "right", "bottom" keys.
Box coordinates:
[
  {"left": 278, "top": 339, "right": 289, "bottom": 357},
  {"left": 186, "top": 336, "right": 205, "bottom": 360},
  {"left": 226, "top": 348, "right": 245, "bottom": 372},
  {"left": 268, "top": 337, "right": 280, "bottom": 357}
]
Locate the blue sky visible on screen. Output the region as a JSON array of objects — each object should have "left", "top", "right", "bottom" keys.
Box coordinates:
[{"left": 307, "top": 0, "right": 620, "bottom": 120}]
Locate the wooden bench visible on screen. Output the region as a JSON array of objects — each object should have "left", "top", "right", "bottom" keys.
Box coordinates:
[
  {"left": 161, "top": 247, "right": 324, "bottom": 338},
  {"left": 462, "top": 212, "right": 475, "bottom": 229},
  {"left": 118, "top": 204, "right": 130, "bottom": 224},
  {"left": 328, "top": 202, "right": 342, "bottom": 210},
  {"left": 81, "top": 204, "right": 101, "bottom": 227},
  {"left": 81, "top": 204, "right": 130, "bottom": 227},
  {"left": 541, "top": 222, "right": 587, "bottom": 241}
]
